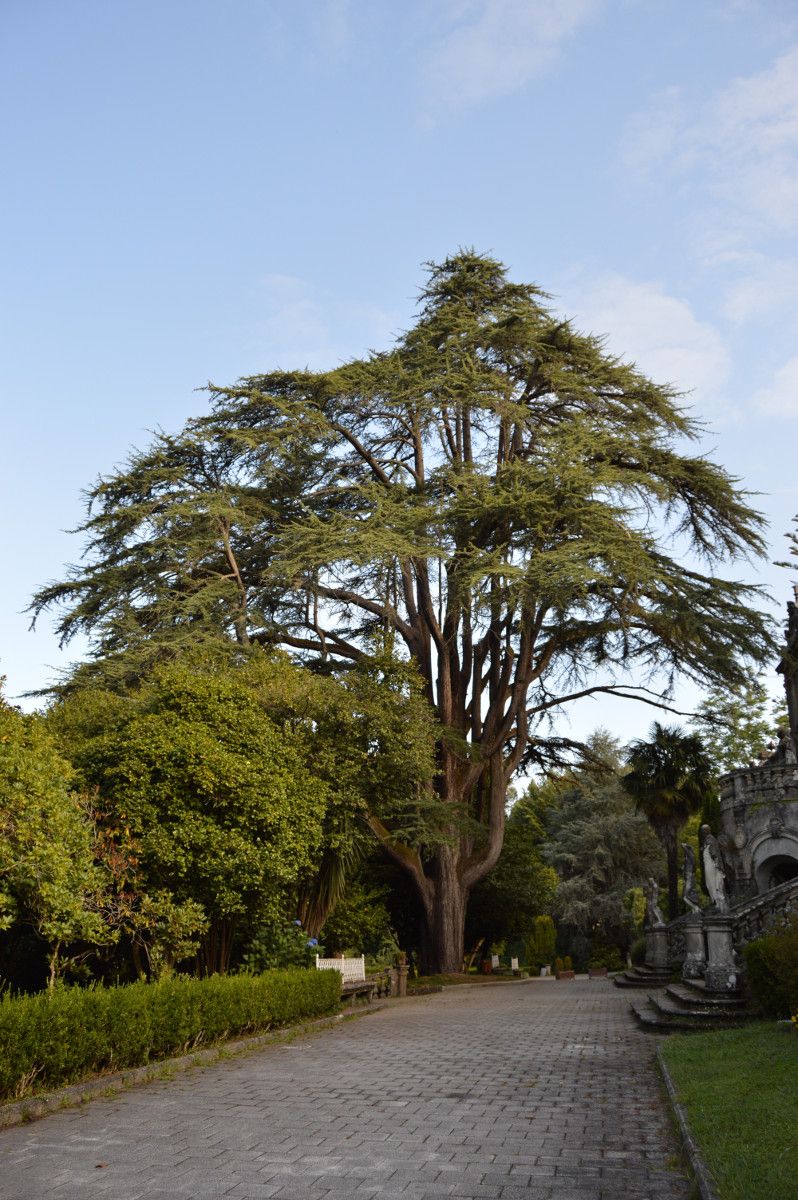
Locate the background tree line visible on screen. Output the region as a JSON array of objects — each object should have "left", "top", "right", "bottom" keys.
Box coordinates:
[{"left": 3, "top": 664, "right": 785, "bottom": 990}]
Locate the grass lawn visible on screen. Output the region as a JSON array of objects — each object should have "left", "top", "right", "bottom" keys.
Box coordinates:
[{"left": 660, "top": 1022, "right": 798, "bottom": 1200}]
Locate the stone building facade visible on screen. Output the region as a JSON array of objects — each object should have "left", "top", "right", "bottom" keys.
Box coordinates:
[{"left": 718, "top": 592, "right": 798, "bottom": 901}]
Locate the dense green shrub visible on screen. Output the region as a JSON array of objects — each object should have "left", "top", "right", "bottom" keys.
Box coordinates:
[
  {"left": 588, "top": 946, "right": 625, "bottom": 971},
  {"left": 0, "top": 968, "right": 340, "bottom": 1101},
  {"left": 743, "top": 917, "right": 798, "bottom": 1018},
  {"left": 525, "top": 915, "right": 557, "bottom": 973},
  {"left": 242, "top": 919, "right": 319, "bottom": 972}
]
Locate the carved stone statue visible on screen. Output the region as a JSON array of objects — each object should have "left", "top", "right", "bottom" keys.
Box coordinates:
[
  {"left": 776, "top": 725, "right": 797, "bottom": 766},
  {"left": 645, "top": 877, "right": 666, "bottom": 928},
  {"left": 681, "top": 843, "right": 701, "bottom": 913},
  {"left": 701, "top": 824, "right": 729, "bottom": 913}
]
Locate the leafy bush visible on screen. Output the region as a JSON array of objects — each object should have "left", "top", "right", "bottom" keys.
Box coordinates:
[
  {"left": 588, "top": 945, "right": 625, "bottom": 971},
  {"left": 563, "top": 955, "right": 573, "bottom": 971},
  {"left": 743, "top": 917, "right": 798, "bottom": 1018},
  {"left": 525, "top": 915, "right": 556, "bottom": 973},
  {"left": 554, "top": 956, "right": 564, "bottom": 974},
  {"left": 630, "top": 936, "right": 646, "bottom": 966},
  {"left": 242, "top": 920, "right": 319, "bottom": 972},
  {"left": 0, "top": 969, "right": 340, "bottom": 1101}
]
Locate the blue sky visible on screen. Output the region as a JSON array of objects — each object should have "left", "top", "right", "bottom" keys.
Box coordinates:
[{"left": 2, "top": 0, "right": 798, "bottom": 743}]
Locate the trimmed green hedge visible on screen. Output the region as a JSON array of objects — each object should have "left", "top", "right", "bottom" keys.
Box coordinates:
[
  {"left": 743, "top": 917, "right": 798, "bottom": 1018},
  {"left": 0, "top": 969, "right": 340, "bottom": 1101}
]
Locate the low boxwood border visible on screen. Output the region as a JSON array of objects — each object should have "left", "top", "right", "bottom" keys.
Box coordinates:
[{"left": 0, "top": 969, "right": 341, "bottom": 1102}]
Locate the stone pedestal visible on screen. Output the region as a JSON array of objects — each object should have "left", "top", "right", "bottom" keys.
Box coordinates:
[
  {"left": 681, "top": 914, "right": 706, "bottom": 981},
  {"left": 396, "top": 962, "right": 408, "bottom": 998},
  {"left": 645, "top": 927, "right": 668, "bottom": 973},
  {"left": 703, "top": 913, "right": 738, "bottom": 992}
]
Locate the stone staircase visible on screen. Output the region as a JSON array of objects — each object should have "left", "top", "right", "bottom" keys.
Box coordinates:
[
  {"left": 629, "top": 977, "right": 754, "bottom": 1032},
  {"left": 620, "top": 875, "right": 798, "bottom": 1032},
  {"left": 613, "top": 963, "right": 671, "bottom": 989}
]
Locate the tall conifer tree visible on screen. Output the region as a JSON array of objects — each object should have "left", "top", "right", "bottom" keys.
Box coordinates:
[{"left": 33, "top": 253, "right": 775, "bottom": 970}]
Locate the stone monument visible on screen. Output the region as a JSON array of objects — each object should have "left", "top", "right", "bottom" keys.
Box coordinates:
[
  {"left": 699, "top": 830, "right": 738, "bottom": 990},
  {"left": 701, "top": 825, "right": 729, "bottom": 912},
  {"left": 680, "top": 843, "right": 706, "bottom": 980},
  {"left": 644, "top": 878, "right": 668, "bottom": 974}
]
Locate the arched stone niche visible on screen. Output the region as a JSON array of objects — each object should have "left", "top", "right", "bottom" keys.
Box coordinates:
[{"left": 752, "top": 834, "right": 798, "bottom": 893}]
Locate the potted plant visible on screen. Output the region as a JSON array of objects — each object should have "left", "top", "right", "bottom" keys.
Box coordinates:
[{"left": 556, "top": 955, "right": 576, "bottom": 981}]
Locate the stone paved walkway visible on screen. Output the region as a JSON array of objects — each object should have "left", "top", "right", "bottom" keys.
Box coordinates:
[{"left": 0, "top": 979, "right": 690, "bottom": 1200}]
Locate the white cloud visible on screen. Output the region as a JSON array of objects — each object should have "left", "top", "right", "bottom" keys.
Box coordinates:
[
  {"left": 708, "top": 46, "right": 798, "bottom": 231},
  {"left": 567, "top": 275, "right": 731, "bottom": 414},
  {"left": 253, "top": 274, "right": 397, "bottom": 371},
  {"left": 422, "top": 0, "right": 602, "bottom": 113},
  {"left": 719, "top": 254, "right": 798, "bottom": 324},
  {"left": 625, "top": 45, "right": 798, "bottom": 235},
  {"left": 623, "top": 45, "right": 798, "bottom": 343},
  {"left": 755, "top": 356, "right": 798, "bottom": 417},
  {"left": 310, "top": 0, "right": 350, "bottom": 61}
]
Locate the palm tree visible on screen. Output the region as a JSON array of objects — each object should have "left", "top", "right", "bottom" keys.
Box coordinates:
[{"left": 622, "top": 723, "right": 713, "bottom": 919}]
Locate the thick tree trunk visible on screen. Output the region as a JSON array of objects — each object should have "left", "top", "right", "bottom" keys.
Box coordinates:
[
  {"left": 421, "top": 846, "right": 468, "bottom": 974},
  {"left": 370, "top": 756, "right": 508, "bottom": 976}
]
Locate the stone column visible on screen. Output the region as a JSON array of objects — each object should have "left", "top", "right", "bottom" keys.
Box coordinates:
[
  {"left": 681, "top": 914, "right": 706, "bottom": 981},
  {"left": 703, "top": 913, "right": 739, "bottom": 992},
  {"left": 646, "top": 927, "right": 668, "bottom": 974},
  {"left": 396, "top": 962, "right": 408, "bottom": 997}
]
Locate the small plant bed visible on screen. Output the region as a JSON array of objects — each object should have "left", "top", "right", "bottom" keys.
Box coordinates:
[
  {"left": 407, "top": 972, "right": 512, "bottom": 992},
  {"left": 0, "top": 969, "right": 340, "bottom": 1103},
  {"left": 660, "top": 1023, "right": 798, "bottom": 1200}
]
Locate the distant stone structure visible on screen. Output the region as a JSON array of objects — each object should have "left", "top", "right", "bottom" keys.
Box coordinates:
[
  {"left": 717, "top": 590, "right": 798, "bottom": 900},
  {"left": 617, "top": 596, "right": 798, "bottom": 1013}
]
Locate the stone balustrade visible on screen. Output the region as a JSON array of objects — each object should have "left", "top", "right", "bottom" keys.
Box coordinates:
[{"left": 729, "top": 876, "right": 798, "bottom": 950}]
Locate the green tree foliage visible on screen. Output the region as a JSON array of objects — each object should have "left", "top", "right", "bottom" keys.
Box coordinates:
[
  {"left": 540, "top": 736, "right": 663, "bottom": 958},
  {"left": 623, "top": 723, "right": 713, "bottom": 920},
  {"left": 319, "top": 874, "right": 399, "bottom": 962},
  {"left": 525, "top": 915, "right": 557, "bottom": 973},
  {"left": 0, "top": 692, "right": 113, "bottom": 986},
  {"left": 48, "top": 653, "right": 437, "bottom": 974},
  {"left": 235, "top": 652, "right": 439, "bottom": 937},
  {"left": 691, "top": 680, "right": 789, "bottom": 776},
  {"left": 32, "top": 253, "right": 775, "bottom": 971},
  {"left": 49, "top": 662, "right": 330, "bottom": 974},
  {"left": 464, "top": 793, "right": 556, "bottom": 962}
]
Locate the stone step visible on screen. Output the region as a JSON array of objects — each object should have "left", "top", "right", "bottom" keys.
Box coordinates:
[
  {"left": 665, "top": 982, "right": 746, "bottom": 1009},
  {"left": 628, "top": 997, "right": 752, "bottom": 1034},
  {"left": 680, "top": 976, "right": 747, "bottom": 1001},
  {"left": 613, "top": 969, "right": 670, "bottom": 989},
  {"left": 650, "top": 993, "right": 750, "bottom": 1023}
]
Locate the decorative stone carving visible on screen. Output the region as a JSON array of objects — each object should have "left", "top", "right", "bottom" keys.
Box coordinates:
[
  {"left": 645, "top": 877, "right": 666, "bottom": 928},
  {"left": 701, "top": 825, "right": 729, "bottom": 912},
  {"left": 681, "top": 843, "right": 701, "bottom": 913}
]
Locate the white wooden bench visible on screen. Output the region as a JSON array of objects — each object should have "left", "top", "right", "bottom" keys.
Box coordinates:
[{"left": 315, "top": 955, "right": 374, "bottom": 1002}]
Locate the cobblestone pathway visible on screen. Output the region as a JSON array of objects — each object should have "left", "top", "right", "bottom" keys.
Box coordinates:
[{"left": 0, "top": 979, "right": 690, "bottom": 1200}]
